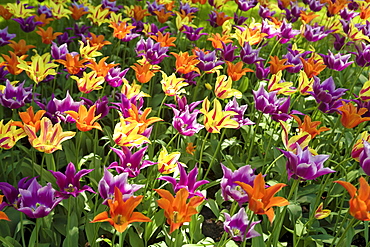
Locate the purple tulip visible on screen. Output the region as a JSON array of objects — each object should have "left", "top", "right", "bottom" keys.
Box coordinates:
[
  {"left": 310, "top": 76, "right": 347, "bottom": 113},
  {"left": 101, "top": 0, "right": 122, "bottom": 12},
  {"left": 0, "top": 67, "right": 9, "bottom": 83},
  {"left": 195, "top": 49, "right": 224, "bottom": 72},
  {"left": 332, "top": 33, "right": 347, "bottom": 51},
  {"left": 340, "top": 7, "right": 359, "bottom": 21},
  {"left": 182, "top": 25, "right": 208, "bottom": 42},
  {"left": 105, "top": 67, "right": 129, "bottom": 88},
  {"left": 235, "top": 0, "right": 258, "bottom": 12},
  {"left": 181, "top": 71, "right": 200, "bottom": 85},
  {"left": 259, "top": 5, "right": 276, "bottom": 19},
  {"left": 280, "top": 145, "right": 334, "bottom": 181},
  {"left": 37, "top": 4, "right": 53, "bottom": 18},
  {"left": 0, "top": 27, "right": 16, "bottom": 47},
  {"left": 147, "top": 1, "right": 165, "bottom": 14},
  {"left": 218, "top": 42, "right": 239, "bottom": 62},
  {"left": 0, "top": 80, "right": 32, "bottom": 109},
  {"left": 221, "top": 164, "right": 257, "bottom": 206},
  {"left": 359, "top": 141, "right": 370, "bottom": 176},
  {"left": 320, "top": 50, "right": 353, "bottom": 71},
  {"left": 107, "top": 146, "right": 155, "bottom": 177},
  {"left": 158, "top": 164, "right": 209, "bottom": 198},
  {"left": 179, "top": 2, "right": 198, "bottom": 15},
  {"left": 255, "top": 61, "right": 270, "bottom": 80},
  {"left": 81, "top": 96, "right": 112, "bottom": 119},
  {"left": 253, "top": 85, "right": 296, "bottom": 122},
  {"left": 51, "top": 42, "right": 71, "bottom": 60},
  {"left": 240, "top": 42, "right": 265, "bottom": 65},
  {"left": 283, "top": 48, "right": 311, "bottom": 73},
  {"left": 234, "top": 13, "right": 248, "bottom": 25},
  {"left": 13, "top": 16, "right": 43, "bottom": 33},
  {"left": 50, "top": 162, "right": 94, "bottom": 198},
  {"left": 283, "top": 2, "right": 305, "bottom": 23},
  {"left": 17, "top": 180, "right": 63, "bottom": 218},
  {"left": 136, "top": 37, "right": 169, "bottom": 65},
  {"left": 224, "top": 208, "right": 261, "bottom": 241},
  {"left": 304, "top": 0, "right": 325, "bottom": 12},
  {"left": 57, "top": 32, "right": 76, "bottom": 45},
  {"left": 0, "top": 177, "right": 37, "bottom": 208},
  {"left": 279, "top": 19, "right": 301, "bottom": 44},
  {"left": 304, "top": 23, "right": 333, "bottom": 42},
  {"left": 98, "top": 168, "right": 144, "bottom": 204},
  {"left": 225, "top": 97, "right": 254, "bottom": 127},
  {"left": 352, "top": 42, "right": 370, "bottom": 67},
  {"left": 37, "top": 91, "right": 84, "bottom": 123}
]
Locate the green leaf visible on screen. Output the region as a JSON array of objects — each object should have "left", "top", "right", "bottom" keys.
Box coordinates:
[
  {"left": 128, "top": 227, "right": 144, "bottom": 247},
  {"left": 252, "top": 221, "right": 265, "bottom": 246},
  {"left": 63, "top": 211, "right": 79, "bottom": 247},
  {"left": 144, "top": 210, "right": 165, "bottom": 242},
  {"left": 205, "top": 199, "right": 219, "bottom": 218}
]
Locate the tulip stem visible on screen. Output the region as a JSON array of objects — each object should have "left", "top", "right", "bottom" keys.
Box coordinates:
[
  {"left": 119, "top": 229, "right": 128, "bottom": 247},
  {"left": 165, "top": 132, "right": 180, "bottom": 150},
  {"left": 365, "top": 221, "right": 369, "bottom": 244},
  {"left": 335, "top": 217, "right": 357, "bottom": 247},
  {"left": 203, "top": 129, "right": 225, "bottom": 180},
  {"left": 198, "top": 131, "right": 209, "bottom": 171},
  {"left": 268, "top": 178, "right": 300, "bottom": 247},
  {"left": 20, "top": 212, "right": 26, "bottom": 247},
  {"left": 246, "top": 112, "right": 263, "bottom": 164}
]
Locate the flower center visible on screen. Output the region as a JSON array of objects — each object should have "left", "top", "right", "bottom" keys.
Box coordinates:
[
  {"left": 173, "top": 211, "right": 179, "bottom": 223},
  {"left": 114, "top": 214, "right": 127, "bottom": 225},
  {"left": 65, "top": 183, "right": 75, "bottom": 192}
]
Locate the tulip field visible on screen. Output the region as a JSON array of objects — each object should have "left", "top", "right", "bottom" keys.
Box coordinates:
[{"left": 1, "top": 0, "right": 370, "bottom": 246}]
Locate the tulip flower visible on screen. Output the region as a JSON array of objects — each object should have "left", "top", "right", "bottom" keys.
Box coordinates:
[
  {"left": 160, "top": 71, "right": 188, "bottom": 96},
  {"left": 155, "top": 188, "right": 204, "bottom": 233},
  {"left": 334, "top": 177, "right": 370, "bottom": 221},
  {"left": 98, "top": 168, "right": 144, "bottom": 205},
  {"left": 113, "top": 117, "right": 150, "bottom": 147},
  {"left": 359, "top": 141, "right": 370, "bottom": 176},
  {"left": 292, "top": 115, "right": 330, "bottom": 139},
  {"left": 235, "top": 174, "right": 289, "bottom": 223},
  {"left": 55, "top": 53, "right": 89, "bottom": 75},
  {"left": 214, "top": 74, "right": 242, "bottom": 99},
  {"left": 65, "top": 105, "right": 102, "bottom": 132},
  {"left": 91, "top": 187, "right": 151, "bottom": 232},
  {"left": 314, "top": 203, "right": 331, "bottom": 220},
  {"left": 0, "top": 27, "right": 16, "bottom": 46},
  {"left": 0, "top": 119, "right": 26, "bottom": 149},
  {"left": 159, "top": 164, "right": 209, "bottom": 198},
  {"left": 171, "top": 51, "right": 200, "bottom": 75},
  {"left": 136, "top": 37, "right": 169, "bottom": 65},
  {"left": 0, "top": 80, "right": 32, "bottom": 109},
  {"left": 182, "top": 25, "right": 208, "bottom": 41},
  {"left": 200, "top": 97, "right": 239, "bottom": 133},
  {"left": 226, "top": 61, "right": 253, "bottom": 82},
  {"left": 8, "top": 39, "right": 35, "bottom": 56},
  {"left": 50, "top": 162, "right": 95, "bottom": 198},
  {"left": 71, "top": 71, "right": 105, "bottom": 94},
  {"left": 221, "top": 164, "right": 258, "bottom": 206},
  {"left": 36, "top": 26, "right": 63, "bottom": 45},
  {"left": 125, "top": 104, "right": 163, "bottom": 134},
  {"left": 157, "top": 146, "right": 182, "bottom": 174},
  {"left": 352, "top": 131, "right": 370, "bottom": 161},
  {"left": 16, "top": 51, "right": 58, "bottom": 84},
  {"left": 359, "top": 78, "right": 370, "bottom": 102},
  {"left": 87, "top": 4, "right": 110, "bottom": 26},
  {"left": 224, "top": 97, "right": 254, "bottom": 127},
  {"left": 17, "top": 180, "right": 63, "bottom": 218},
  {"left": 108, "top": 146, "right": 155, "bottom": 177},
  {"left": 320, "top": 50, "right": 354, "bottom": 71},
  {"left": 279, "top": 145, "right": 334, "bottom": 181},
  {"left": 224, "top": 208, "right": 261, "bottom": 241},
  {"left": 23, "top": 117, "right": 76, "bottom": 154},
  {"left": 11, "top": 106, "right": 46, "bottom": 132},
  {"left": 0, "top": 195, "right": 10, "bottom": 221},
  {"left": 337, "top": 102, "right": 370, "bottom": 129}
]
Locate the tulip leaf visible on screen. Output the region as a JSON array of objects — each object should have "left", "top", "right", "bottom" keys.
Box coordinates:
[{"left": 128, "top": 227, "right": 144, "bottom": 247}]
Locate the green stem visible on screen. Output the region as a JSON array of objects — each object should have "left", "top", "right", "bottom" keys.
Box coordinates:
[
  {"left": 349, "top": 66, "right": 366, "bottom": 97},
  {"left": 198, "top": 132, "right": 210, "bottom": 169},
  {"left": 75, "top": 131, "right": 82, "bottom": 165},
  {"left": 203, "top": 129, "right": 225, "bottom": 180},
  {"left": 268, "top": 179, "right": 300, "bottom": 247},
  {"left": 165, "top": 132, "right": 180, "bottom": 150},
  {"left": 335, "top": 217, "right": 357, "bottom": 247},
  {"left": 330, "top": 210, "right": 350, "bottom": 247},
  {"left": 67, "top": 197, "right": 72, "bottom": 246},
  {"left": 246, "top": 112, "right": 263, "bottom": 164},
  {"left": 365, "top": 221, "right": 369, "bottom": 244},
  {"left": 119, "top": 229, "right": 128, "bottom": 247},
  {"left": 20, "top": 212, "right": 26, "bottom": 247},
  {"left": 149, "top": 95, "right": 167, "bottom": 159}
]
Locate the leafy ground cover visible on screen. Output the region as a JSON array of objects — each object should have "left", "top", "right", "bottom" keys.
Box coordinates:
[{"left": 0, "top": 0, "right": 370, "bottom": 246}]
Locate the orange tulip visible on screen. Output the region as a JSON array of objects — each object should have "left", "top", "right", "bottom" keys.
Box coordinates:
[
  {"left": 226, "top": 61, "right": 254, "bottom": 81},
  {"left": 326, "top": 0, "right": 347, "bottom": 16},
  {"left": 299, "top": 11, "right": 319, "bottom": 24},
  {"left": 124, "top": 5, "right": 150, "bottom": 21},
  {"left": 0, "top": 5, "right": 12, "bottom": 20},
  {"left": 155, "top": 188, "right": 204, "bottom": 233},
  {"left": 171, "top": 51, "right": 200, "bottom": 75},
  {"left": 153, "top": 9, "right": 173, "bottom": 23},
  {"left": 65, "top": 105, "right": 102, "bottom": 132},
  {"left": 0, "top": 195, "right": 10, "bottom": 221},
  {"left": 150, "top": 32, "right": 176, "bottom": 47},
  {"left": 337, "top": 101, "right": 370, "bottom": 129},
  {"left": 2, "top": 51, "right": 27, "bottom": 75},
  {"left": 334, "top": 177, "right": 370, "bottom": 221},
  {"left": 207, "top": 33, "right": 233, "bottom": 49},
  {"left": 131, "top": 62, "right": 156, "bottom": 83},
  {"left": 186, "top": 142, "right": 196, "bottom": 155},
  {"left": 36, "top": 26, "right": 63, "bottom": 45},
  {"left": 11, "top": 106, "right": 46, "bottom": 132},
  {"left": 109, "top": 21, "right": 136, "bottom": 40},
  {"left": 91, "top": 187, "right": 151, "bottom": 232},
  {"left": 69, "top": 5, "right": 89, "bottom": 20},
  {"left": 292, "top": 115, "right": 330, "bottom": 139},
  {"left": 268, "top": 56, "right": 293, "bottom": 74},
  {"left": 85, "top": 56, "right": 118, "bottom": 77},
  {"left": 300, "top": 56, "right": 326, "bottom": 78},
  {"left": 8, "top": 39, "right": 35, "bottom": 56},
  {"left": 213, "top": 11, "right": 233, "bottom": 27},
  {"left": 55, "top": 53, "right": 89, "bottom": 75},
  {"left": 86, "top": 33, "right": 112, "bottom": 50},
  {"left": 235, "top": 174, "right": 289, "bottom": 223},
  {"left": 125, "top": 104, "right": 163, "bottom": 134},
  {"left": 34, "top": 14, "right": 53, "bottom": 27}
]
